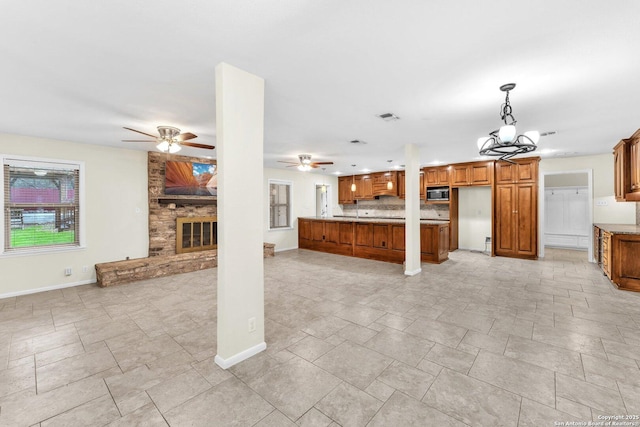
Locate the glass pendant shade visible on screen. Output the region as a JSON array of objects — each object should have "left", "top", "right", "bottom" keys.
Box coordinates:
[
  {"left": 168, "top": 143, "right": 181, "bottom": 153},
  {"left": 524, "top": 130, "right": 540, "bottom": 144},
  {"left": 321, "top": 185, "right": 327, "bottom": 193},
  {"left": 156, "top": 140, "right": 170, "bottom": 152},
  {"left": 387, "top": 180, "right": 393, "bottom": 190},
  {"left": 498, "top": 125, "right": 516, "bottom": 143},
  {"left": 351, "top": 182, "right": 356, "bottom": 192}
]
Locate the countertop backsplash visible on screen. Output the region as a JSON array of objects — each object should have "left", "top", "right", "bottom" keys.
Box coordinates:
[{"left": 340, "top": 197, "right": 449, "bottom": 220}]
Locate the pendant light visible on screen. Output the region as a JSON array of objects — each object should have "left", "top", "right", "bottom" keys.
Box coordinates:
[
  {"left": 321, "top": 168, "right": 327, "bottom": 193},
  {"left": 477, "top": 83, "right": 539, "bottom": 162},
  {"left": 351, "top": 164, "right": 356, "bottom": 192},
  {"left": 386, "top": 160, "right": 393, "bottom": 190}
]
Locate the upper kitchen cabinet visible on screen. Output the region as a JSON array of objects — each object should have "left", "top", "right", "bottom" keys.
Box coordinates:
[
  {"left": 338, "top": 176, "right": 355, "bottom": 204},
  {"left": 450, "top": 161, "right": 494, "bottom": 187},
  {"left": 372, "top": 171, "right": 398, "bottom": 196},
  {"left": 614, "top": 128, "right": 640, "bottom": 202},
  {"left": 354, "top": 174, "right": 374, "bottom": 200},
  {"left": 397, "top": 170, "right": 426, "bottom": 199},
  {"left": 494, "top": 157, "right": 539, "bottom": 184},
  {"left": 423, "top": 166, "right": 450, "bottom": 187}
]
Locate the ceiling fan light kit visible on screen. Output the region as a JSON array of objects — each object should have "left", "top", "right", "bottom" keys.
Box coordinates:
[
  {"left": 277, "top": 154, "right": 333, "bottom": 171},
  {"left": 477, "top": 83, "right": 540, "bottom": 162},
  {"left": 122, "top": 126, "right": 214, "bottom": 153}
]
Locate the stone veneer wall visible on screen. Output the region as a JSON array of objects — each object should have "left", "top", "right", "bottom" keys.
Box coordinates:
[{"left": 148, "top": 151, "right": 217, "bottom": 257}]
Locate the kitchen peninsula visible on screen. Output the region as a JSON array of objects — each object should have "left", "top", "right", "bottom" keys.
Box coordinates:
[{"left": 298, "top": 217, "right": 449, "bottom": 264}]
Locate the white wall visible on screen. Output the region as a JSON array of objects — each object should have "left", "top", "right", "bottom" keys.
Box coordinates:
[
  {"left": 263, "top": 168, "right": 338, "bottom": 252},
  {"left": 540, "top": 154, "right": 636, "bottom": 224},
  {"left": 0, "top": 133, "right": 148, "bottom": 297},
  {"left": 458, "top": 187, "right": 492, "bottom": 251}
]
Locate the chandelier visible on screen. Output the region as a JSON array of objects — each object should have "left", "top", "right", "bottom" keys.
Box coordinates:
[{"left": 477, "top": 83, "right": 539, "bottom": 162}]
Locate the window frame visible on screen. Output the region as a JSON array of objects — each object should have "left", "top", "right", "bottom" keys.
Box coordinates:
[
  {"left": 1, "top": 154, "right": 86, "bottom": 257},
  {"left": 268, "top": 179, "right": 293, "bottom": 231}
]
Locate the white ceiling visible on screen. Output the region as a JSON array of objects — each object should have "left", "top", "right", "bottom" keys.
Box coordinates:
[{"left": 2, "top": 1, "right": 639, "bottom": 175}]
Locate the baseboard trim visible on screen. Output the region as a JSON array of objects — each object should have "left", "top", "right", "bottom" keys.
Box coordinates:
[
  {"left": 404, "top": 268, "right": 422, "bottom": 276},
  {"left": 0, "top": 279, "right": 95, "bottom": 299},
  {"left": 215, "top": 341, "right": 267, "bottom": 369},
  {"left": 275, "top": 246, "right": 297, "bottom": 253}
]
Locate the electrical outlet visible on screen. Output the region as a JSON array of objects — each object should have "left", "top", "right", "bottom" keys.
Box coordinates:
[
  {"left": 248, "top": 317, "right": 256, "bottom": 333},
  {"left": 64, "top": 267, "right": 72, "bottom": 276},
  {"left": 596, "top": 200, "right": 608, "bottom": 206},
  {"left": 82, "top": 265, "right": 89, "bottom": 273}
]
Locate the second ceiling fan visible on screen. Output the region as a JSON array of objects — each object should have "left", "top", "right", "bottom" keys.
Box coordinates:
[{"left": 278, "top": 154, "right": 333, "bottom": 171}]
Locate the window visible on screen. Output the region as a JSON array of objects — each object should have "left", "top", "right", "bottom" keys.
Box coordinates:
[
  {"left": 269, "top": 180, "right": 292, "bottom": 229},
  {"left": 3, "top": 157, "right": 83, "bottom": 253}
]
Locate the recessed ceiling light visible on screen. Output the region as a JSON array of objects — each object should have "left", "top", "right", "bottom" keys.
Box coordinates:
[
  {"left": 361, "top": 168, "right": 371, "bottom": 172},
  {"left": 350, "top": 139, "right": 367, "bottom": 145},
  {"left": 377, "top": 113, "right": 400, "bottom": 121},
  {"left": 334, "top": 171, "right": 342, "bottom": 175}
]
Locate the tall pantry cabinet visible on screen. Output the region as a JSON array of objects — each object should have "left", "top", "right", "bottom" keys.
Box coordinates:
[{"left": 494, "top": 158, "right": 539, "bottom": 259}]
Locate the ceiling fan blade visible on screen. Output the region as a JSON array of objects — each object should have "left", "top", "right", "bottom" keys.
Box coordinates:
[
  {"left": 286, "top": 165, "right": 299, "bottom": 168},
  {"left": 277, "top": 161, "right": 299, "bottom": 165},
  {"left": 311, "top": 162, "right": 334, "bottom": 166},
  {"left": 180, "top": 142, "right": 215, "bottom": 150},
  {"left": 176, "top": 132, "right": 198, "bottom": 142},
  {"left": 122, "top": 139, "right": 156, "bottom": 142},
  {"left": 123, "top": 127, "right": 158, "bottom": 138}
]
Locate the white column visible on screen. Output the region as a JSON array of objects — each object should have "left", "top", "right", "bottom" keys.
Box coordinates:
[
  {"left": 404, "top": 144, "right": 421, "bottom": 275},
  {"left": 214, "top": 63, "right": 266, "bottom": 369}
]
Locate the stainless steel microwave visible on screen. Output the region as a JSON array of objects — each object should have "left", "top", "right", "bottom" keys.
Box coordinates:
[{"left": 426, "top": 187, "right": 449, "bottom": 201}]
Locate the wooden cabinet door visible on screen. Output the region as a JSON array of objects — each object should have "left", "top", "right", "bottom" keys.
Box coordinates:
[
  {"left": 339, "top": 222, "right": 353, "bottom": 245},
  {"left": 438, "top": 225, "right": 450, "bottom": 260},
  {"left": 397, "top": 171, "right": 405, "bottom": 199},
  {"left": 424, "top": 168, "right": 439, "bottom": 186},
  {"left": 470, "top": 162, "right": 492, "bottom": 185},
  {"left": 299, "top": 219, "right": 311, "bottom": 241},
  {"left": 338, "top": 176, "right": 354, "bottom": 204},
  {"left": 516, "top": 160, "right": 537, "bottom": 183},
  {"left": 515, "top": 183, "right": 537, "bottom": 257},
  {"left": 420, "top": 225, "right": 436, "bottom": 257},
  {"left": 614, "top": 142, "right": 627, "bottom": 201},
  {"left": 372, "top": 172, "right": 397, "bottom": 196},
  {"left": 324, "top": 221, "right": 340, "bottom": 244},
  {"left": 630, "top": 139, "right": 640, "bottom": 192},
  {"left": 420, "top": 172, "right": 426, "bottom": 199},
  {"left": 437, "top": 167, "right": 450, "bottom": 185},
  {"left": 451, "top": 165, "right": 470, "bottom": 186},
  {"left": 372, "top": 224, "right": 389, "bottom": 249},
  {"left": 390, "top": 224, "right": 405, "bottom": 251},
  {"left": 495, "top": 185, "right": 516, "bottom": 256},
  {"left": 495, "top": 162, "right": 516, "bottom": 184},
  {"left": 311, "top": 221, "right": 325, "bottom": 242},
  {"left": 355, "top": 175, "right": 373, "bottom": 199},
  {"left": 355, "top": 223, "right": 372, "bottom": 247}
]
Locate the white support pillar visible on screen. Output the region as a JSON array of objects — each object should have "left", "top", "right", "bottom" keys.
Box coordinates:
[
  {"left": 404, "top": 144, "right": 421, "bottom": 276},
  {"left": 214, "top": 63, "right": 266, "bottom": 369}
]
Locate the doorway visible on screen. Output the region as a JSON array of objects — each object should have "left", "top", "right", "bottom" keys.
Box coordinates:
[
  {"left": 315, "top": 184, "right": 331, "bottom": 218},
  {"left": 539, "top": 170, "right": 593, "bottom": 261}
]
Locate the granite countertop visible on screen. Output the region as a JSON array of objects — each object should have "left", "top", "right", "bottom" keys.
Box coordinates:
[
  {"left": 299, "top": 216, "right": 450, "bottom": 224},
  {"left": 594, "top": 223, "right": 640, "bottom": 235}
]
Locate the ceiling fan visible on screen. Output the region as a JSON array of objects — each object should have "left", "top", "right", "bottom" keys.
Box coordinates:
[
  {"left": 278, "top": 154, "right": 333, "bottom": 171},
  {"left": 123, "top": 126, "right": 215, "bottom": 153}
]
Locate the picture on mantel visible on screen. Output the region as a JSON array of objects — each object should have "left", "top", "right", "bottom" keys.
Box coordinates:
[{"left": 165, "top": 161, "right": 217, "bottom": 196}]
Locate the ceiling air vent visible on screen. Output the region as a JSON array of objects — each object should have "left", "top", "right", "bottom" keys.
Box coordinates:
[
  {"left": 377, "top": 113, "right": 400, "bottom": 121},
  {"left": 350, "top": 139, "right": 367, "bottom": 145}
]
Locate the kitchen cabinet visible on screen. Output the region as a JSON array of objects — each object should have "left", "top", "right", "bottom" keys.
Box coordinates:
[
  {"left": 450, "top": 161, "right": 493, "bottom": 187},
  {"left": 424, "top": 166, "right": 450, "bottom": 187},
  {"left": 593, "top": 224, "right": 640, "bottom": 292},
  {"left": 495, "top": 158, "right": 538, "bottom": 184},
  {"left": 355, "top": 175, "right": 374, "bottom": 200},
  {"left": 298, "top": 218, "right": 353, "bottom": 256},
  {"left": 593, "top": 225, "right": 601, "bottom": 265},
  {"left": 494, "top": 182, "right": 537, "bottom": 259},
  {"left": 372, "top": 171, "right": 398, "bottom": 196},
  {"left": 298, "top": 218, "right": 449, "bottom": 264},
  {"left": 397, "top": 171, "right": 426, "bottom": 199},
  {"left": 338, "top": 176, "right": 355, "bottom": 204},
  {"left": 630, "top": 134, "right": 640, "bottom": 195},
  {"left": 613, "top": 129, "right": 640, "bottom": 202}
]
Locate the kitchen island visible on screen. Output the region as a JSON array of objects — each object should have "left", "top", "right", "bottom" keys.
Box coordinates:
[
  {"left": 298, "top": 217, "right": 449, "bottom": 264},
  {"left": 594, "top": 223, "right": 640, "bottom": 292}
]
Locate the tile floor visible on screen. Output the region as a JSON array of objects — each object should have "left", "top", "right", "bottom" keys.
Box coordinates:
[{"left": 1, "top": 248, "right": 640, "bottom": 426}]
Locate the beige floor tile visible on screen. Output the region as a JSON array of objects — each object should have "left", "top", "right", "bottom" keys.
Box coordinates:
[
  {"left": 518, "top": 398, "right": 579, "bottom": 427},
  {"left": 301, "top": 316, "right": 350, "bottom": 339},
  {"left": 363, "top": 327, "right": 434, "bottom": 367},
  {"left": 35, "top": 342, "right": 85, "bottom": 368},
  {"left": 297, "top": 407, "right": 333, "bottom": 427},
  {"left": 554, "top": 314, "right": 625, "bottom": 342},
  {"left": 364, "top": 379, "right": 395, "bottom": 402},
  {"left": 555, "top": 396, "right": 592, "bottom": 420},
  {"left": 10, "top": 328, "right": 80, "bottom": 360},
  {"left": 376, "top": 360, "right": 435, "bottom": 400},
  {"left": 191, "top": 356, "right": 234, "bottom": 386},
  {"left": 469, "top": 350, "right": 556, "bottom": 407},
  {"left": 40, "top": 394, "right": 120, "bottom": 427},
  {"left": 315, "top": 382, "right": 382, "bottom": 427},
  {"left": 373, "top": 313, "right": 414, "bottom": 331},
  {"left": 532, "top": 323, "right": 607, "bottom": 358},
  {"left": 504, "top": 335, "right": 584, "bottom": 379},
  {"left": 0, "top": 362, "right": 35, "bottom": 399},
  {"left": 253, "top": 410, "right": 297, "bottom": 426},
  {"left": 424, "top": 343, "right": 476, "bottom": 374},
  {"left": 314, "top": 341, "right": 392, "bottom": 390},
  {"left": 618, "top": 381, "right": 640, "bottom": 415},
  {"left": 436, "top": 308, "right": 495, "bottom": 334},
  {"left": 556, "top": 372, "right": 626, "bottom": 413},
  {"left": 334, "top": 304, "right": 385, "bottom": 327},
  {"left": 581, "top": 353, "right": 640, "bottom": 386},
  {"left": 287, "top": 335, "right": 334, "bottom": 362},
  {"left": 106, "top": 402, "right": 167, "bottom": 426},
  {"left": 147, "top": 368, "right": 211, "bottom": 413},
  {"left": 247, "top": 357, "right": 340, "bottom": 420},
  {"left": 404, "top": 317, "right": 467, "bottom": 348},
  {"left": 110, "top": 333, "right": 182, "bottom": 372},
  {"left": 335, "top": 323, "right": 378, "bottom": 345},
  {"left": 368, "top": 391, "right": 467, "bottom": 427},
  {"left": 423, "top": 368, "right": 521, "bottom": 427},
  {"left": 165, "top": 378, "right": 273, "bottom": 427},
  {"left": 460, "top": 330, "right": 508, "bottom": 354},
  {"left": 36, "top": 346, "right": 117, "bottom": 393}
]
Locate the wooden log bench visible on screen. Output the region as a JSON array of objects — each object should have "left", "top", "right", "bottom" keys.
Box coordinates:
[{"left": 95, "top": 242, "right": 275, "bottom": 287}]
